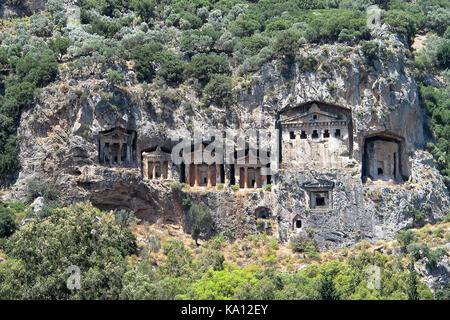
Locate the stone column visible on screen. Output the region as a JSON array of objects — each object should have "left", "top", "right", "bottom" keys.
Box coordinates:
[
  {"left": 99, "top": 142, "right": 104, "bottom": 164},
  {"left": 185, "top": 164, "right": 190, "bottom": 185},
  {"left": 244, "top": 167, "right": 248, "bottom": 189},
  {"left": 207, "top": 165, "right": 212, "bottom": 187},
  {"left": 167, "top": 161, "right": 172, "bottom": 180},
  {"left": 194, "top": 164, "right": 199, "bottom": 187},
  {"left": 235, "top": 166, "right": 240, "bottom": 188},
  {"left": 254, "top": 168, "right": 259, "bottom": 188},
  {"left": 117, "top": 143, "right": 122, "bottom": 165},
  {"left": 216, "top": 164, "right": 221, "bottom": 185},
  {"left": 126, "top": 144, "right": 131, "bottom": 165},
  {"left": 143, "top": 157, "right": 148, "bottom": 179},
  {"left": 152, "top": 163, "right": 156, "bottom": 180},
  {"left": 260, "top": 168, "right": 266, "bottom": 188}
]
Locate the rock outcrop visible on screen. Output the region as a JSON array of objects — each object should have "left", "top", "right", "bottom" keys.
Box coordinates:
[{"left": 3, "top": 25, "right": 449, "bottom": 250}]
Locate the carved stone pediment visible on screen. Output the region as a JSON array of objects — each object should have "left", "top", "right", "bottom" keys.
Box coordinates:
[
  {"left": 302, "top": 179, "right": 335, "bottom": 190},
  {"left": 142, "top": 146, "right": 171, "bottom": 162}
]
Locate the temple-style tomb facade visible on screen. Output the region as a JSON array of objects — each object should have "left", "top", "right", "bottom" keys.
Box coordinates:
[{"left": 278, "top": 101, "right": 353, "bottom": 169}]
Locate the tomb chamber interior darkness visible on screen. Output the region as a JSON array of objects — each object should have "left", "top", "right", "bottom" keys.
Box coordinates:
[
  {"left": 362, "top": 133, "right": 408, "bottom": 184},
  {"left": 98, "top": 127, "right": 137, "bottom": 167},
  {"left": 278, "top": 101, "right": 353, "bottom": 169}
]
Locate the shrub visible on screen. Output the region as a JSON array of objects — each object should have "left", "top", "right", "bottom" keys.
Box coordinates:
[
  {"left": 156, "top": 52, "right": 186, "bottom": 86},
  {"left": 48, "top": 37, "right": 70, "bottom": 62},
  {"left": 29, "top": 14, "right": 54, "bottom": 37},
  {"left": 204, "top": 73, "right": 233, "bottom": 104},
  {"left": 46, "top": 0, "right": 67, "bottom": 27},
  {"left": 229, "top": 17, "right": 260, "bottom": 37},
  {"left": 187, "top": 53, "right": 229, "bottom": 84},
  {"left": 437, "top": 40, "right": 450, "bottom": 69},
  {"left": 297, "top": 54, "right": 318, "bottom": 72},
  {"left": 0, "top": 206, "right": 16, "bottom": 238},
  {"left": 360, "top": 41, "right": 379, "bottom": 68},
  {"left": 290, "top": 235, "right": 319, "bottom": 253},
  {"left": 132, "top": 43, "right": 165, "bottom": 82},
  {"left": 15, "top": 52, "right": 58, "bottom": 87},
  {"left": 397, "top": 229, "right": 418, "bottom": 247},
  {"left": 106, "top": 70, "right": 125, "bottom": 86},
  {"left": 26, "top": 179, "right": 60, "bottom": 203},
  {"left": 131, "top": 0, "right": 155, "bottom": 23},
  {"left": 273, "top": 29, "right": 301, "bottom": 58}
]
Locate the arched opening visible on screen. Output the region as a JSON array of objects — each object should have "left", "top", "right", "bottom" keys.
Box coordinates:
[
  {"left": 362, "top": 133, "right": 407, "bottom": 183},
  {"left": 255, "top": 207, "right": 271, "bottom": 219},
  {"left": 292, "top": 214, "right": 302, "bottom": 230}
]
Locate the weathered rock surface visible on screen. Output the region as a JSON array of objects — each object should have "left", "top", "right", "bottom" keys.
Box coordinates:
[{"left": 2, "top": 26, "right": 449, "bottom": 252}]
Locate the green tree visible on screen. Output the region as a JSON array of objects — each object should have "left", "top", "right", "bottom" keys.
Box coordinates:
[
  {"left": 273, "top": 29, "right": 301, "bottom": 58},
  {"left": 4, "top": 202, "right": 132, "bottom": 299},
  {"left": 132, "top": 42, "right": 165, "bottom": 82},
  {"left": 189, "top": 202, "right": 214, "bottom": 246},
  {"left": 0, "top": 205, "right": 16, "bottom": 238},
  {"left": 406, "top": 261, "right": 419, "bottom": 300},
  {"left": 437, "top": 40, "right": 450, "bottom": 69},
  {"left": 319, "top": 274, "right": 341, "bottom": 300},
  {"left": 187, "top": 53, "right": 229, "bottom": 84},
  {"left": 204, "top": 73, "right": 233, "bottom": 104},
  {"left": 29, "top": 14, "right": 54, "bottom": 37},
  {"left": 132, "top": 0, "right": 155, "bottom": 23},
  {"left": 106, "top": 70, "right": 125, "bottom": 87},
  {"left": 48, "top": 37, "right": 70, "bottom": 62}
]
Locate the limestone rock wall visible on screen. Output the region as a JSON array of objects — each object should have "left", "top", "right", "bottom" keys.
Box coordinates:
[{"left": 3, "top": 26, "right": 449, "bottom": 250}]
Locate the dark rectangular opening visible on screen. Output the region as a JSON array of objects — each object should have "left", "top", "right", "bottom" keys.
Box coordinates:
[
  {"left": 290, "top": 131, "right": 295, "bottom": 139},
  {"left": 312, "top": 130, "right": 319, "bottom": 139},
  {"left": 324, "top": 130, "right": 330, "bottom": 138},
  {"left": 295, "top": 220, "right": 302, "bottom": 228},
  {"left": 316, "top": 197, "right": 325, "bottom": 206},
  {"left": 300, "top": 131, "right": 307, "bottom": 139},
  {"left": 335, "top": 129, "right": 341, "bottom": 137}
]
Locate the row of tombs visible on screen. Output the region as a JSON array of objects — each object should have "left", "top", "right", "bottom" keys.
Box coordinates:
[{"left": 96, "top": 102, "right": 409, "bottom": 195}]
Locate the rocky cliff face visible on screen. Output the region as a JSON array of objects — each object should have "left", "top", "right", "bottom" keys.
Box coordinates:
[{"left": 3, "top": 25, "right": 449, "bottom": 250}]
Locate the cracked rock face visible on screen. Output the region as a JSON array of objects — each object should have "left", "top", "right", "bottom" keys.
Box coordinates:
[{"left": 3, "top": 27, "right": 449, "bottom": 250}]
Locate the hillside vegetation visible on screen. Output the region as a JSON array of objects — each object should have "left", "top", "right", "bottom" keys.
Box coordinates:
[{"left": 0, "top": 201, "right": 448, "bottom": 299}]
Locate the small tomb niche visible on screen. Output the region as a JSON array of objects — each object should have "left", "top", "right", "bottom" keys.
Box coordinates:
[
  {"left": 142, "top": 146, "right": 172, "bottom": 180},
  {"left": 255, "top": 207, "right": 271, "bottom": 219},
  {"left": 303, "top": 180, "right": 334, "bottom": 211},
  {"left": 362, "top": 133, "right": 407, "bottom": 183},
  {"left": 255, "top": 207, "right": 272, "bottom": 234},
  {"left": 292, "top": 214, "right": 302, "bottom": 230},
  {"left": 99, "top": 128, "right": 136, "bottom": 167}
]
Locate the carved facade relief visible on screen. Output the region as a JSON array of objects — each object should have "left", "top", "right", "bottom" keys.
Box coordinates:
[
  {"left": 303, "top": 180, "right": 334, "bottom": 210},
  {"left": 279, "top": 102, "right": 352, "bottom": 169},
  {"left": 99, "top": 128, "right": 136, "bottom": 167},
  {"left": 142, "top": 146, "right": 172, "bottom": 180}
]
